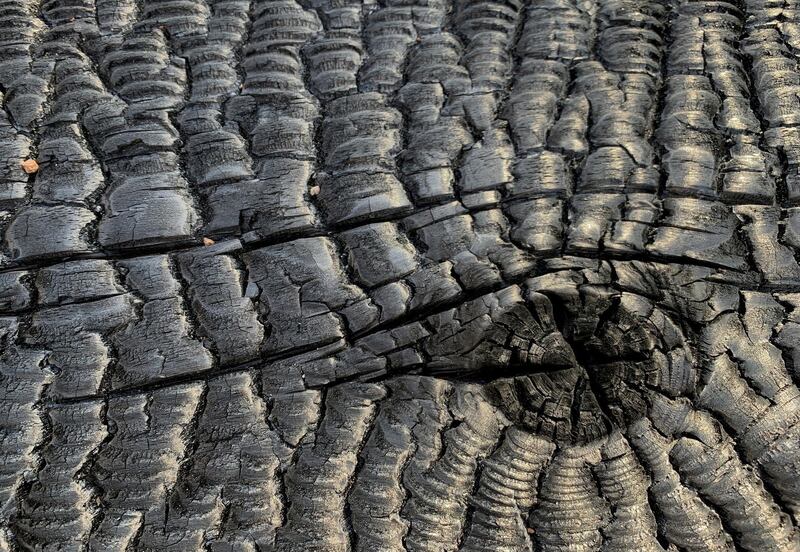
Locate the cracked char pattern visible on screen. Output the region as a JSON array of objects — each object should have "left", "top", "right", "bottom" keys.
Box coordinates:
[{"left": 4, "top": 0, "right": 800, "bottom": 551}]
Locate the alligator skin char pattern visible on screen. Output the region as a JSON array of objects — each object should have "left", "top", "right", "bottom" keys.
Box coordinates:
[{"left": 2, "top": 0, "right": 800, "bottom": 550}]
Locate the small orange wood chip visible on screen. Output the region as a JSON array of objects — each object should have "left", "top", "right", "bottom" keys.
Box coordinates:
[
  {"left": 21, "top": 159, "right": 39, "bottom": 174},
  {"left": 202, "top": 237, "right": 215, "bottom": 246}
]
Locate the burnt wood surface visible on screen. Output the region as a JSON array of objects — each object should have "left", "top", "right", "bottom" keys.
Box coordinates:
[{"left": 2, "top": 0, "right": 800, "bottom": 550}]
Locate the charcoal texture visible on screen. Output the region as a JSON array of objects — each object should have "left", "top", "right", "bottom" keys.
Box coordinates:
[{"left": 2, "top": 0, "right": 800, "bottom": 550}]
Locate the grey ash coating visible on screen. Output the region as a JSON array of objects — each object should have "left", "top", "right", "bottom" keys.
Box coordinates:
[{"left": 1, "top": 0, "right": 800, "bottom": 550}]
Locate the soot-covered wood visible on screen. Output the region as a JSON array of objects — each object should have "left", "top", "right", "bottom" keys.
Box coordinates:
[{"left": 1, "top": 0, "right": 800, "bottom": 551}]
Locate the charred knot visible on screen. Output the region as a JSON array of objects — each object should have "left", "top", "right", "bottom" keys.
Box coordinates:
[{"left": 420, "top": 271, "right": 698, "bottom": 445}]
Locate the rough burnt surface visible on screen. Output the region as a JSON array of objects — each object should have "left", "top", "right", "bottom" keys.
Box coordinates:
[{"left": 2, "top": 0, "right": 800, "bottom": 550}]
